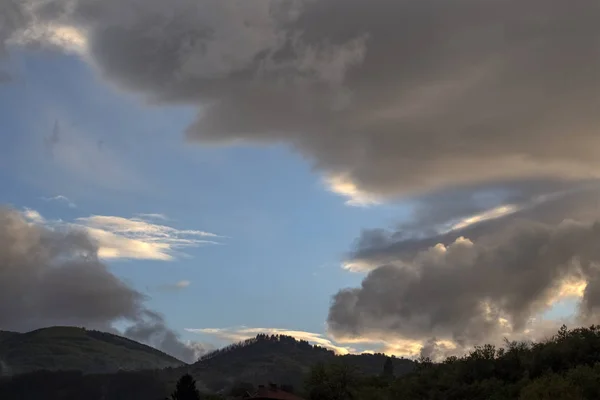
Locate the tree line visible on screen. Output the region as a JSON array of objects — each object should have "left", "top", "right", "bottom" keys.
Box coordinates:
[
  {"left": 305, "top": 324, "right": 600, "bottom": 399},
  {"left": 199, "top": 334, "right": 332, "bottom": 363},
  {"left": 4, "top": 325, "right": 600, "bottom": 399}
]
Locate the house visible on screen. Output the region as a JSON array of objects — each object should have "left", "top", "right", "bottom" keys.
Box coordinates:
[{"left": 243, "top": 383, "right": 305, "bottom": 400}]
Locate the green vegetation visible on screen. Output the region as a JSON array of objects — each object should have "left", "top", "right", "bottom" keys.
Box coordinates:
[
  {"left": 0, "top": 326, "right": 183, "bottom": 375},
  {"left": 0, "top": 331, "right": 18, "bottom": 342},
  {"left": 0, "top": 331, "right": 413, "bottom": 399},
  {"left": 0, "top": 369, "right": 170, "bottom": 400},
  {"left": 169, "top": 374, "right": 202, "bottom": 400},
  {"left": 5, "top": 325, "right": 600, "bottom": 399},
  {"left": 186, "top": 333, "right": 413, "bottom": 392},
  {"left": 304, "top": 324, "right": 600, "bottom": 400}
]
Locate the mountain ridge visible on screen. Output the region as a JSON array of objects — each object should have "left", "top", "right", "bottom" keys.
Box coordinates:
[
  {"left": 0, "top": 326, "right": 184, "bottom": 376},
  {"left": 0, "top": 326, "right": 416, "bottom": 395},
  {"left": 183, "top": 333, "right": 415, "bottom": 392}
]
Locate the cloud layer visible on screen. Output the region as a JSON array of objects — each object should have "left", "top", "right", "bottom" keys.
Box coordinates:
[
  {"left": 3, "top": 0, "right": 600, "bottom": 200},
  {"left": 77, "top": 214, "right": 220, "bottom": 260},
  {"left": 22, "top": 210, "right": 221, "bottom": 261},
  {"left": 0, "top": 207, "right": 204, "bottom": 362},
  {"left": 5, "top": 0, "right": 600, "bottom": 358},
  {"left": 330, "top": 186, "right": 600, "bottom": 358},
  {"left": 328, "top": 192, "right": 600, "bottom": 354}
]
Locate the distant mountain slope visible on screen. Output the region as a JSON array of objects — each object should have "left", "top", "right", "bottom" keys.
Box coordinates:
[
  {"left": 0, "top": 331, "right": 18, "bottom": 342},
  {"left": 185, "top": 334, "right": 415, "bottom": 392},
  {"left": 0, "top": 326, "right": 183, "bottom": 376}
]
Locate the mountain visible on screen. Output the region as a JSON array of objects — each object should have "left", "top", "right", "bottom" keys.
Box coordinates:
[
  {"left": 183, "top": 334, "right": 415, "bottom": 392},
  {"left": 0, "top": 326, "right": 183, "bottom": 376},
  {"left": 0, "top": 331, "right": 415, "bottom": 399}
]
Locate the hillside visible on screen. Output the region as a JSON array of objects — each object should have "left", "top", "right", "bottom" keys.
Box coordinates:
[
  {"left": 184, "top": 334, "right": 415, "bottom": 392},
  {"left": 0, "top": 330, "right": 415, "bottom": 398},
  {"left": 0, "top": 331, "right": 18, "bottom": 342},
  {"left": 0, "top": 326, "right": 183, "bottom": 376},
  {"left": 5, "top": 325, "right": 600, "bottom": 399}
]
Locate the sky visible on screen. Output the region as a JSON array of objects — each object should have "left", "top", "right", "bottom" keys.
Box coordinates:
[{"left": 2, "top": 0, "right": 600, "bottom": 363}]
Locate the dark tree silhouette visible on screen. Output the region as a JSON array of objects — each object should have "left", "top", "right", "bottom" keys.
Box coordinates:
[
  {"left": 382, "top": 356, "right": 394, "bottom": 379},
  {"left": 170, "top": 374, "right": 201, "bottom": 400}
]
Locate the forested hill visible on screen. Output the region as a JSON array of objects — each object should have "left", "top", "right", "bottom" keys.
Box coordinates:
[
  {"left": 0, "top": 326, "right": 183, "bottom": 376},
  {"left": 7, "top": 326, "right": 600, "bottom": 399},
  {"left": 185, "top": 333, "right": 415, "bottom": 392},
  {"left": 0, "top": 331, "right": 414, "bottom": 399}
]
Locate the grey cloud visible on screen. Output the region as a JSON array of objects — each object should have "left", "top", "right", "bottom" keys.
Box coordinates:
[
  {"left": 0, "top": 207, "right": 203, "bottom": 362},
  {"left": 349, "top": 183, "right": 600, "bottom": 269},
  {"left": 5, "top": 0, "right": 600, "bottom": 356},
  {"left": 125, "top": 313, "right": 211, "bottom": 363},
  {"left": 328, "top": 216, "right": 600, "bottom": 350},
  {"left": 0, "top": 207, "right": 140, "bottom": 331},
  {"left": 334, "top": 178, "right": 600, "bottom": 352},
  {"left": 395, "top": 180, "right": 577, "bottom": 239},
  {"left": 419, "top": 338, "right": 459, "bottom": 361},
  {"left": 6, "top": 0, "right": 600, "bottom": 198},
  {"left": 0, "top": 0, "right": 27, "bottom": 57},
  {"left": 0, "top": 0, "right": 24, "bottom": 83}
]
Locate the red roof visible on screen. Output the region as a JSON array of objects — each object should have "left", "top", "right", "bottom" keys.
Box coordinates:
[{"left": 245, "top": 386, "right": 305, "bottom": 400}]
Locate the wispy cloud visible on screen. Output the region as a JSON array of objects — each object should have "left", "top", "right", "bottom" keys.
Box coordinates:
[
  {"left": 21, "top": 209, "right": 223, "bottom": 261},
  {"left": 341, "top": 260, "right": 373, "bottom": 273},
  {"left": 324, "top": 174, "right": 380, "bottom": 207},
  {"left": 447, "top": 205, "right": 518, "bottom": 232},
  {"left": 42, "top": 195, "right": 77, "bottom": 208},
  {"left": 22, "top": 208, "right": 46, "bottom": 224},
  {"left": 186, "top": 327, "right": 355, "bottom": 355},
  {"left": 77, "top": 215, "right": 221, "bottom": 260},
  {"left": 135, "top": 213, "right": 169, "bottom": 221},
  {"left": 77, "top": 215, "right": 219, "bottom": 239},
  {"left": 442, "top": 186, "right": 586, "bottom": 235},
  {"left": 158, "top": 280, "right": 191, "bottom": 292}
]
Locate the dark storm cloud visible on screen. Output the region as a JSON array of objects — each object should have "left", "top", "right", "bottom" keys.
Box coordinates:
[
  {"left": 0, "top": 207, "right": 204, "bottom": 362},
  {"left": 5, "top": 0, "right": 600, "bottom": 198},
  {"left": 328, "top": 217, "right": 600, "bottom": 347},
  {"left": 348, "top": 183, "right": 600, "bottom": 270}
]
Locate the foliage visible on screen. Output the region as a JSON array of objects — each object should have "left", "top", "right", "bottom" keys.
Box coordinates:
[
  {"left": 305, "top": 361, "right": 360, "bottom": 400},
  {"left": 0, "top": 332, "right": 414, "bottom": 398},
  {"left": 0, "top": 369, "right": 169, "bottom": 400},
  {"left": 0, "top": 326, "right": 183, "bottom": 376},
  {"left": 304, "top": 324, "right": 600, "bottom": 400},
  {"left": 382, "top": 357, "right": 394, "bottom": 379},
  {"left": 7, "top": 325, "right": 600, "bottom": 398},
  {"left": 188, "top": 333, "right": 413, "bottom": 392},
  {"left": 170, "top": 374, "right": 201, "bottom": 400}
]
